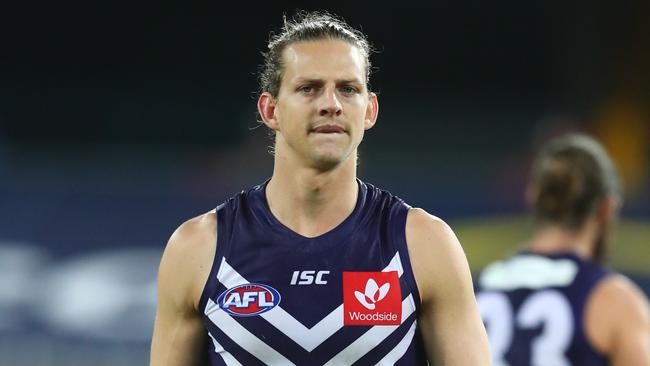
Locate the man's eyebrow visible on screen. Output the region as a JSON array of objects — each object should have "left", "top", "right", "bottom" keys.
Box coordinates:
[
  {"left": 293, "top": 77, "right": 324, "bottom": 84},
  {"left": 335, "top": 78, "right": 363, "bottom": 85},
  {"left": 292, "top": 77, "right": 363, "bottom": 85}
]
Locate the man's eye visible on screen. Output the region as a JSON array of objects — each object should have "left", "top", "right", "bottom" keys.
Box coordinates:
[
  {"left": 299, "top": 86, "right": 315, "bottom": 93},
  {"left": 340, "top": 86, "right": 357, "bottom": 94}
]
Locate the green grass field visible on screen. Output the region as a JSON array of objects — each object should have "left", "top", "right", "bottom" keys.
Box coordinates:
[{"left": 452, "top": 216, "right": 650, "bottom": 274}]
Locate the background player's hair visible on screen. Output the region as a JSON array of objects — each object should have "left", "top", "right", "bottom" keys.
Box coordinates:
[
  {"left": 529, "top": 133, "right": 621, "bottom": 229},
  {"left": 258, "top": 10, "right": 374, "bottom": 98}
]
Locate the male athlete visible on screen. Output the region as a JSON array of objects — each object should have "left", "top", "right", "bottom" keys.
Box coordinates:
[
  {"left": 151, "top": 11, "right": 490, "bottom": 365},
  {"left": 476, "top": 133, "right": 650, "bottom": 365}
]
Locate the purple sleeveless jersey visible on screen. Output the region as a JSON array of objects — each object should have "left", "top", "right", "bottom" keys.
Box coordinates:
[
  {"left": 476, "top": 251, "right": 610, "bottom": 366},
  {"left": 198, "top": 179, "right": 428, "bottom": 365}
]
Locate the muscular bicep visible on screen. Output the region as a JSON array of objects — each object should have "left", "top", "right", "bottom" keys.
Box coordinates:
[
  {"left": 150, "top": 213, "right": 216, "bottom": 366},
  {"left": 406, "top": 208, "right": 490, "bottom": 365},
  {"left": 150, "top": 290, "right": 207, "bottom": 366}
]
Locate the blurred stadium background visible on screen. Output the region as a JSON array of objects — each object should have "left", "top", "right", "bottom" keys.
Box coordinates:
[{"left": 1, "top": 1, "right": 648, "bottom": 365}]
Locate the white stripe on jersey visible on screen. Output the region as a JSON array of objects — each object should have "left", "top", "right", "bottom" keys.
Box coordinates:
[
  {"left": 375, "top": 321, "right": 417, "bottom": 365},
  {"left": 208, "top": 332, "right": 243, "bottom": 366},
  {"left": 322, "top": 294, "right": 416, "bottom": 366},
  {"left": 206, "top": 303, "right": 296, "bottom": 365}
]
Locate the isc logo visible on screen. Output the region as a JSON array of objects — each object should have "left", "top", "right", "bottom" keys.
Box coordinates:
[
  {"left": 290, "top": 270, "right": 330, "bottom": 285},
  {"left": 217, "top": 283, "right": 281, "bottom": 317}
]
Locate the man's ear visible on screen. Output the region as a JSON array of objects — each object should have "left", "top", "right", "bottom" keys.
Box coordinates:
[
  {"left": 364, "top": 92, "right": 379, "bottom": 130},
  {"left": 258, "top": 92, "right": 279, "bottom": 130},
  {"left": 596, "top": 196, "right": 620, "bottom": 224}
]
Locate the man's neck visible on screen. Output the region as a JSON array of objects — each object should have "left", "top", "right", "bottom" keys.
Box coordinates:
[
  {"left": 266, "top": 155, "right": 359, "bottom": 238},
  {"left": 527, "top": 220, "right": 599, "bottom": 259}
]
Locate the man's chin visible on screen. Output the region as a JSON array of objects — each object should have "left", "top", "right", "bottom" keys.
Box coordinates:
[
  {"left": 309, "top": 150, "right": 351, "bottom": 171},
  {"left": 311, "top": 157, "right": 344, "bottom": 171}
]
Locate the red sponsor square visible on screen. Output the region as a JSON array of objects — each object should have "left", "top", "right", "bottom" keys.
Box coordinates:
[{"left": 343, "top": 271, "right": 401, "bottom": 326}]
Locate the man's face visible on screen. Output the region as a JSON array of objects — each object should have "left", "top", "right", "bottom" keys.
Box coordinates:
[{"left": 269, "top": 39, "right": 377, "bottom": 170}]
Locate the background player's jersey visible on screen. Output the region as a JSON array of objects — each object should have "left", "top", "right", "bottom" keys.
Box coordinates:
[
  {"left": 475, "top": 252, "right": 610, "bottom": 366},
  {"left": 198, "top": 179, "right": 427, "bottom": 365}
]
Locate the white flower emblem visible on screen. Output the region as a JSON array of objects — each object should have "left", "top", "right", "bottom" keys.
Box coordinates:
[{"left": 354, "top": 278, "right": 390, "bottom": 310}]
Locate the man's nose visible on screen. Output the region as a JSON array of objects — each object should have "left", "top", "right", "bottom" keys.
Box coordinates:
[{"left": 318, "top": 87, "right": 342, "bottom": 117}]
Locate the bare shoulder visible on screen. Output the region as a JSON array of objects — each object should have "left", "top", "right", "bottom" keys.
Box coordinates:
[
  {"left": 159, "top": 210, "right": 218, "bottom": 311},
  {"left": 166, "top": 210, "right": 217, "bottom": 256},
  {"left": 405, "top": 207, "right": 456, "bottom": 242},
  {"left": 405, "top": 208, "right": 472, "bottom": 303},
  {"left": 598, "top": 274, "right": 650, "bottom": 306},
  {"left": 586, "top": 273, "right": 650, "bottom": 354},
  {"left": 590, "top": 274, "right": 650, "bottom": 324}
]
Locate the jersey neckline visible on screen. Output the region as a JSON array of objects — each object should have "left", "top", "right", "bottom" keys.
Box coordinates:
[{"left": 252, "top": 178, "right": 366, "bottom": 241}]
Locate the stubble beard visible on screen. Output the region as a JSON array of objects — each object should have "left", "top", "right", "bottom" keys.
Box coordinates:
[
  {"left": 592, "top": 224, "right": 611, "bottom": 265},
  {"left": 309, "top": 145, "right": 355, "bottom": 172},
  {"left": 307, "top": 133, "right": 359, "bottom": 172}
]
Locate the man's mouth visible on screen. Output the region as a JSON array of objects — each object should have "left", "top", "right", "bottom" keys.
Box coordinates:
[{"left": 311, "top": 124, "right": 346, "bottom": 134}]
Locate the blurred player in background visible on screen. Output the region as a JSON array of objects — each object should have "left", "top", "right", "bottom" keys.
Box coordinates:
[
  {"left": 476, "top": 133, "right": 650, "bottom": 365},
  {"left": 150, "top": 11, "right": 489, "bottom": 365}
]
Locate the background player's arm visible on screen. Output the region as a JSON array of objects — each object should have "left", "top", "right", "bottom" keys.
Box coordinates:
[
  {"left": 406, "top": 208, "right": 491, "bottom": 365},
  {"left": 150, "top": 212, "right": 217, "bottom": 366},
  {"left": 586, "top": 274, "right": 650, "bottom": 366}
]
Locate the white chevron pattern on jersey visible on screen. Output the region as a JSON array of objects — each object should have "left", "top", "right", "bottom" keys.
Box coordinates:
[
  {"left": 212, "top": 252, "right": 406, "bottom": 352},
  {"left": 206, "top": 301, "right": 296, "bottom": 365},
  {"left": 205, "top": 251, "right": 417, "bottom": 364},
  {"left": 321, "top": 296, "right": 415, "bottom": 365},
  {"left": 375, "top": 321, "right": 417, "bottom": 365}
]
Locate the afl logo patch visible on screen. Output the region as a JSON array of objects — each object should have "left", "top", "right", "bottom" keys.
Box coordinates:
[{"left": 217, "top": 283, "right": 281, "bottom": 317}]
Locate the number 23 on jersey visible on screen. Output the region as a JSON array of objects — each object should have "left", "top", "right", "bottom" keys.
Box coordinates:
[{"left": 477, "top": 290, "right": 573, "bottom": 366}]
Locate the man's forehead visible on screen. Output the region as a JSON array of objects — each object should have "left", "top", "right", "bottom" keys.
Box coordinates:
[
  {"left": 283, "top": 39, "right": 363, "bottom": 60},
  {"left": 281, "top": 40, "right": 366, "bottom": 83}
]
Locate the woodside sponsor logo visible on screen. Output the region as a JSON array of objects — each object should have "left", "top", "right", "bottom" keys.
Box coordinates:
[{"left": 343, "top": 271, "right": 401, "bottom": 326}]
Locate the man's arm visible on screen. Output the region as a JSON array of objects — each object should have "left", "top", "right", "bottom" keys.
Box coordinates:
[
  {"left": 405, "top": 208, "right": 491, "bottom": 365},
  {"left": 586, "top": 274, "right": 650, "bottom": 366},
  {"left": 150, "top": 211, "right": 217, "bottom": 366}
]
